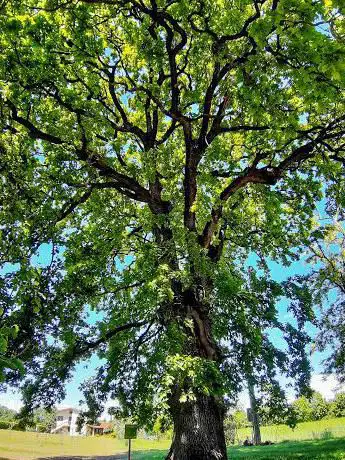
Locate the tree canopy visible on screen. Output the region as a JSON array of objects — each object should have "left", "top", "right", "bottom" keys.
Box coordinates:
[{"left": 0, "top": 0, "right": 344, "bottom": 458}]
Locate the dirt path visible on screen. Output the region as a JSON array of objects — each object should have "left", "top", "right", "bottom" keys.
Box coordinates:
[
  {"left": 2, "top": 457, "right": 129, "bottom": 460},
  {"left": 38, "top": 457, "right": 128, "bottom": 460}
]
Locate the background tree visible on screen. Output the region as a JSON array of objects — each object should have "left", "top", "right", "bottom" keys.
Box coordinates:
[
  {"left": 216, "top": 267, "right": 311, "bottom": 441},
  {"left": 332, "top": 392, "right": 345, "bottom": 418},
  {"left": 31, "top": 407, "right": 57, "bottom": 433},
  {"left": 292, "top": 396, "right": 313, "bottom": 423},
  {"left": 224, "top": 409, "right": 248, "bottom": 445},
  {"left": 301, "top": 219, "right": 345, "bottom": 380},
  {"left": 0, "top": 405, "right": 16, "bottom": 422},
  {"left": 310, "top": 392, "right": 329, "bottom": 421},
  {"left": 247, "top": 379, "right": 262, "bottom": 445},
  {"left": 0, "top": 0, "right": 344, "bottom": 458},
  {"left": 291, "top": 392, "right": 330, "bottom": 422}
]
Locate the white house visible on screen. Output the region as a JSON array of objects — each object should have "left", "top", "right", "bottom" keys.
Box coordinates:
[{"left": 51, "top": 407, "right": 86, "bottom": 436}]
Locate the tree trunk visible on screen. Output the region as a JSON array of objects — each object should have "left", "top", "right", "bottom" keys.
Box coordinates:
[
  {"left": 248, "top": 380, "right": 261, "bottom": 445},
  {"left": 166, "top": 393, "right": 228, "bottom": 460},
  {"left": 163, "top": 281, "right": 227, "bottom": 459}
]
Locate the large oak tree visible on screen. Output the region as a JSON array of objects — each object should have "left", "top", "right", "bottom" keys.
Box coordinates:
[{"left": 0, "top": 0, "right": 344, "bottom": 458}]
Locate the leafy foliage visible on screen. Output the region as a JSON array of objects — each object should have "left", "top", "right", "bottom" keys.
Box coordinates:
[
  {"left": 0, "top": 324, "right": 24, "bottom": 379},
  {"left": 0, "top": 404, "right": 17, "bottom": 421},
  {"left": 331, "top": 392, "right": 345, "bottom": 418},
  {"left": 31, "top": 407, "right": 57, "bottom": 433}
]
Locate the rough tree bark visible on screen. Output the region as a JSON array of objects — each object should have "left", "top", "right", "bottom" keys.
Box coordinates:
[
  {"left": 166, "top": 393, "right": 227, "bottom": 460},
  {"left": 164, "top": 284, "right": 228, "bottom": 460}
]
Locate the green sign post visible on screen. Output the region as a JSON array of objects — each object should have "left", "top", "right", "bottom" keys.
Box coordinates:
[{"left": 124, "top": 424, "right": 137, "bottom": 460}]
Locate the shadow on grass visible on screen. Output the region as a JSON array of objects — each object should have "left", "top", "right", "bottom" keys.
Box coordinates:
[
  {"left": 131, "top": 439, "right": 345, "bottom": 459},
  {"left": 132, "top": 451, "right": 166, "bottom": 460},
  {"left": 35, "top": 452, "right": 167, "bottom": 460},
  {"left": 229, "top": 437, "right": 345, "bottom": 459}
]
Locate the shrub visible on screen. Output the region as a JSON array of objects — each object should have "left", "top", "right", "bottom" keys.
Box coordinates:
[
  {"left": 36, "top": 424, "right": 47, "bottom": 433},
  {"left": 224, "top": 417, "right": 237, "bottom": 444},
  {"left": 292, "top": 396, "right": 313, "bottom": 422},
  {"left": 0, "top": 420, "right": 11, "bottom": 429},
  {"left": 320, "top": 429, "right": 333, "bottom": 440},
  {"left": 333, "top": 393, "right": 345, "bottom": 417},
  {"left": 10, "top": 422, "right": 25, "bottom": 431},
  {"left": 310, "top": 392, "right": 329, "bottom": 420}
]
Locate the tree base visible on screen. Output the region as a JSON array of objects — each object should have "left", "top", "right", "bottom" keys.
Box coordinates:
[{"left": 166, "top": 394, "right": 228, "bottom": 460}]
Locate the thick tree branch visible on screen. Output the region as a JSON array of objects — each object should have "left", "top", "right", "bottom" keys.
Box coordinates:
[
  {"left": 200, "top": 140, "right": 318, "bottom": 249},
  {"left": 57, "top": 189, "right": 94, "bottom": 222},
  {"left": 75, "top": 320, "right": 148, "bottom": 357},
  {"left": 6, "top": 101, "right": 171, "bottom": 214},
  {"left": 7, "top": 101, "right": 64, "bottom": 145}
]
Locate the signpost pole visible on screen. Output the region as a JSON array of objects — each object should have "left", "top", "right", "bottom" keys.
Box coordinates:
[{"left": 124, "top": 424, "right": 137, "bottom": 460}]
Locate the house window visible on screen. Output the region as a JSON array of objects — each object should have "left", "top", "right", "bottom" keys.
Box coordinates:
[
  {"left": 68, "top": 417, "right": 72, "bottom": 423},
  {"left": 57, "top": 416, "right": 63, "bottom": 421}
]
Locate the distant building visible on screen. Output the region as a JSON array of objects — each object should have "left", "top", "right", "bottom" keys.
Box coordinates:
[
  {"left": 51, "top": 407, "right": 113, "bottom": 436},
  {"left": 51, "top": 407, "right": 85, "bottom": 436}
]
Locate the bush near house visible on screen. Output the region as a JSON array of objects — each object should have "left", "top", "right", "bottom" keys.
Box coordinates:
[{"left": 0, "top": 420, "right": 25, "bottom": 430}]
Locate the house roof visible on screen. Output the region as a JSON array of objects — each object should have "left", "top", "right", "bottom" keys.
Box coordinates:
[
  {"left": 87, "top": 422, "right": 113, "bottom": 430},
  {"left": 100, "top": 422, "right": 113, "bottom": 429},
  {"left": 56, "top": 406, "right": 80, "bottom": 413}
]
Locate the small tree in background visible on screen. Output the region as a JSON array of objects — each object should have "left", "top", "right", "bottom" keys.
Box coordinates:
[
  {"left": 332, "top": 393, "right": 345, "bottom": 418},
  {"left": 32, "top": 407, "right": 57, "bottom": 433},
  {"left": 224, "top": 409, "right": 249, "bottom": 445},
  {"left": 0, "top": 405, "right": 16, "bottom": 422},
  {"left": 296, "top": 219, "right": 345, "bottom": 381},
  {"left": 310, "top": 392, "right": 329, "bottom": 421},
  {"left": 292, "top": 396, "right": 313, "bottom": 423}
]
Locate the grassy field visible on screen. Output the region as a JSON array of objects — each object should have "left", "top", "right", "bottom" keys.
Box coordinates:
[
  {"left": 0, "top": 417, "right": 344, "bottom": 459},
  {"left": 236, "top": 416, "right": 345, "bottom": 444},
  {"left": 0, "top": 430, "right": 171, "bottom": 459}
]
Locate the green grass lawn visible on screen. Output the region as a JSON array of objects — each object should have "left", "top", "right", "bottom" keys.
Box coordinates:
[
  {"left": 0, "top": 430, "right": 170, "bottom": 459},
  {"left": 0, "top": 417, "right": 344, "bottom": 459},
  {"left": 132, "top": 438, "right": 345, "bottom": 459},
  {"left": 228, "top": 438, "right": 345, "bottom": 459},
  {"left": 236, "top": 417, "right": 345, "bottom": 444}
]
